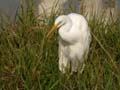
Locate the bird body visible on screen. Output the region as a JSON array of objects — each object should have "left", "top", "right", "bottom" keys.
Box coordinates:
[{"left": 47, "top": 13, "right": 91, "bottom": 74}]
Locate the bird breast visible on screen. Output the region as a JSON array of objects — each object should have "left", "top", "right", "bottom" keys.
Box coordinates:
[{"left": 60, "top": 36, "right": 85, "bottom": 62}]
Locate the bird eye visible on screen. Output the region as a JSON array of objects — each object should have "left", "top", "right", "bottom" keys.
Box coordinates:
[
  {"left": 58, "top": 21, "right": 65, "bottom": 27},
  {"left": 58, "top": 21, "right": 62, "bottom": 25}
]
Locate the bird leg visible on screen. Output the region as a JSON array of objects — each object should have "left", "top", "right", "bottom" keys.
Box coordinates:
[
  {"left": 71, "top": 60, "right": 79, "bottom": 73},
  {"left": 80, "top": 63, "right": 85, "bottom": 74},
  {"left": 71, "top": 60, "right": 85, "bottom": 74}
]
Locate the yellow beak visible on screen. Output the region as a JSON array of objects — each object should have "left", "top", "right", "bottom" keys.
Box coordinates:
[{"left": 47, "top": 24, "right": 59, "bottom": 38}]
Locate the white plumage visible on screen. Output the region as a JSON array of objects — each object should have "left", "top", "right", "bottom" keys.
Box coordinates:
[{"left": 47, "top": 13, "right": 91, "bottom": 74}]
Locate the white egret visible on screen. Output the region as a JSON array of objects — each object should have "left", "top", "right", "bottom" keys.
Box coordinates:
[{"left": 47, "top": 13, "right": 91, "bottom": 74}]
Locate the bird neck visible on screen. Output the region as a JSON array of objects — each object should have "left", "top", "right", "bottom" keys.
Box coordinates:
[{"left": 58, "top": 20, "right": 73, "bottom": 43}]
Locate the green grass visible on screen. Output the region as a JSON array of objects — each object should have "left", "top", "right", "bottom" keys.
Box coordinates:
[{"left": 0, "top": 1, "right": 120, "bottom": 90}]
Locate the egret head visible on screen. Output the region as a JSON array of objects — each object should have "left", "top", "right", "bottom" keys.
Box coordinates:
[
  {"left": 55, "top": 15, "right": 67, "bottom": 27},
  {"left": 47, "top": 15, "right": 67, "bottom": 38}
]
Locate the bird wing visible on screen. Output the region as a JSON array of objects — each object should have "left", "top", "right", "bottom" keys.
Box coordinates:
[
  {"left": 67, "top": 13, "right": 88, "bottom": 45},
  {"left": 68, "top": 13, "right": 91, "bottom": 60}
]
